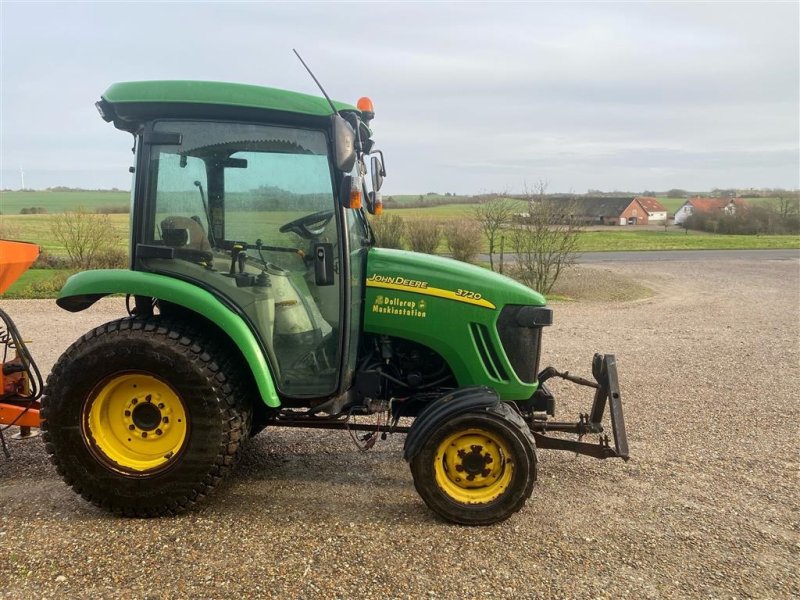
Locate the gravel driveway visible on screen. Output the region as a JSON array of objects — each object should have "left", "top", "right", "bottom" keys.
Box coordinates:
[{"left": 1, "top": 256, "right": 798, "bottom": 599}]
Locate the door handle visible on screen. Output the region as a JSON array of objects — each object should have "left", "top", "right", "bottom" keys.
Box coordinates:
[{"left": 314, "top": 242, "right": 335, "bottom": 286}]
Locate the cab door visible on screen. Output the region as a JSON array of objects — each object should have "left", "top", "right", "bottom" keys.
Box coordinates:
[{"left": 139, "top": 120, "right": 345, "bottom": 398}]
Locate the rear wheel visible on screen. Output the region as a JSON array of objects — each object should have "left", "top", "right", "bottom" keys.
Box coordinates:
[
  {"left": 42, "top": 317, "right": 251, "bottom": 516},
  {"left": 410, "top": 405, "right": 536, "bottom": 525}
]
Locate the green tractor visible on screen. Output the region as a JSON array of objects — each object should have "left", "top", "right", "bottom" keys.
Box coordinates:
[{"left": 42, "top": 78, "right": 628, "bottom": 525}]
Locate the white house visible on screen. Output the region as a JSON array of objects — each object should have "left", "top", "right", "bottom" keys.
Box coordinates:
[{"left": 674, "top": 198, "right": 748, "bottom": 225}]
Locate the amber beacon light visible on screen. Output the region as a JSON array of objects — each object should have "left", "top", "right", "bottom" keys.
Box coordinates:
[{"left": 357, "top": 97, "right": 375, "bottom": 121}]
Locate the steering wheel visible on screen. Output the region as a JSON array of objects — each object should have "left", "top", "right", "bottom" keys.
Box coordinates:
[{"left": 279, "top": 210, "right": 335, "bottom": 239}]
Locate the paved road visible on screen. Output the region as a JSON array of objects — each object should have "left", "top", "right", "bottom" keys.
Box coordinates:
[{"left": 577, "top": 248, "right": 800, "bottom": 263}]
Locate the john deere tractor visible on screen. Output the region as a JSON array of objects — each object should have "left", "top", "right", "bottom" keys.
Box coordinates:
[{"left": 41, "top": 79, "right": 628, "bottom": 525}]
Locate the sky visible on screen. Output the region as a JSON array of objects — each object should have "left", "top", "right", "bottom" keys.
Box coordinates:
[{"left": 1, "top": 1, "right": 798, "bottom": 195}]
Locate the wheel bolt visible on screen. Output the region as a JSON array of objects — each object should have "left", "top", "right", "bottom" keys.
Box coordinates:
[
  {"left": 158, "top": 403, "right": 165, "bottom": 409},
  {"left": 162, "top": 417, "right": 169, "bottom": 424},
  {"left": 128, "top": 424, "right": 135, "bottom": 431},
  {"left": 124, "top": 410, "right": 131, "bottom": 417},
  {"left": 145, "top": 394, "right": 152, "bottom": 403},
  {"left": 131, "top": 398, "right": 138, "bottom": 405},
  {"left": 141, "top": 432, "right": 147, "bottom": 438},
  {"left": 155, "top": 429, "right": 163, "bottom": 436}
]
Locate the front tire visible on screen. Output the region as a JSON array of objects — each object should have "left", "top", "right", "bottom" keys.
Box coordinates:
[
  {"left": 42, "top": 317, "right": 251, "bottom": 516},
  {"left": 410, "top": 404, "right": 536, "bottom": 525}
]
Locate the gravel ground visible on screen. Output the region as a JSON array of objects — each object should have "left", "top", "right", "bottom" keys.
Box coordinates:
[{"left": 1, "top": 256, "right": 798, "bottom": 599}]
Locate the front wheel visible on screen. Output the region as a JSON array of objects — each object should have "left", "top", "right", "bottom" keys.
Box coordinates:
[
  {"left": 42, "top": 317, "right": 251, "bottom": 516},
  {"left": 410, "top": 405, "right": 536, "bottom": 525}
]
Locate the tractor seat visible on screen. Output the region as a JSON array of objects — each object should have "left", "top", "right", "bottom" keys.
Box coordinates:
[{"left": 161, "top": 216, "right": 213, "bottom": 263}]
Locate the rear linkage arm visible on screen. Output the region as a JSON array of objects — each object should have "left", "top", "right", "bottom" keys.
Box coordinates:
[{"left": 526, "top": 354, "right": 630, "bottom": 461}]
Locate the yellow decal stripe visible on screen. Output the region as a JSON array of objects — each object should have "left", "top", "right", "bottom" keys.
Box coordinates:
[{"left": 366, "top": 280, "right": 496, "bottom": 309}]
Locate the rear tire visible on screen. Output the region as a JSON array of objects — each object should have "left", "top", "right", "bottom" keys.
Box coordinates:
[
  {"left": 410, "top": 404, "right": 536, "bottom": 525},
  {"left": 41, "top": 317, "right": 251, "bottom": 516}
]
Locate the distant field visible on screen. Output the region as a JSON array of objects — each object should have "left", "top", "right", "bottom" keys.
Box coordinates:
[
  {"left": 655, "top": 197, "right": 686, "bottom": 214},
  {"left": 0, "top": 213, "right": 129, "bottom": 255},
  {"left": 0, "top": 190, "right": 129, "bottom": 215},
  {"left": 1, "top": 190, "right": 797, "bottom": 274},
  {"left": 1, "top": 190, "right": 788, "bottom": 219},
  {"left": 386, "top": 194, "right": 475, "bottom": 205},
  {"left": 391, "top": 202, "right": 512, "bottom": 219}
]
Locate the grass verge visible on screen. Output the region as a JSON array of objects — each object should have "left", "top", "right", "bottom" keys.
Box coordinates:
[{"left": 1, "top": 269, "right": 73, "bottom": 299}]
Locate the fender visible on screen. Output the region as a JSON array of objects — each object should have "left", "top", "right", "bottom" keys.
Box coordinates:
[
  {"left": 403, "top": 386, "right": 500, "bottom": 462},
  {"left": 56, "top": 269, "right": 280, "bottom": 408}
]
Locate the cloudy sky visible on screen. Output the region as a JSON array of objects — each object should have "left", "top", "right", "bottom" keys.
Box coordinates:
[{"left": 1, "top": 1, "right": 798, "bottom": 194}]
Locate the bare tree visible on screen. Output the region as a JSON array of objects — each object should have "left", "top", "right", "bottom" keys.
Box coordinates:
[
  {"left": 510, "top": 196, "right": 581, "bottom": 295},
  {"left": 527, "top": 178, "right": 549, "bottom": 216},
  {"left": 473, "top": 195, "right": 516, "bottom": 271},
  {"left": 776, "top": 192, "right": 800, "bottom": 219},
  {"left": 50, "top": 206, "right": 122, "bottom": 269}
]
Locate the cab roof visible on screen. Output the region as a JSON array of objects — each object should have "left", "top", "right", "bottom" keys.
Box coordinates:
[{"left": 99, "top": 80, "right": 358, "bottom": 129}]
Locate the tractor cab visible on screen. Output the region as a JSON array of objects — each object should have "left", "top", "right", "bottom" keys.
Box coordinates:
[{"left": 95, "top": 81, "right": 383, "bottom": 399}]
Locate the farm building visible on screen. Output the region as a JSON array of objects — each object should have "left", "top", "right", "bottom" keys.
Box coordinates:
[
  {"left": 635, "top": 196, "right": 668, "bottom": 224},
  {"left": 673, "top": 197, "right": 748, "bottom": 225},
  {"left": 544, "top": 196, "right": 667, "bottom": 225}
]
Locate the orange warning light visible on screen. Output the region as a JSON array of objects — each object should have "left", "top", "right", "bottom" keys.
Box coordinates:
[{"left": 357, "top": 97, "right": 374, "bottom": 114}]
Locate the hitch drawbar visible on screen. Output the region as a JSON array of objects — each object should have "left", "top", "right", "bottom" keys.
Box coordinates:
[{"left": 526, "top": 354, "right": 630, "bottom": 461}]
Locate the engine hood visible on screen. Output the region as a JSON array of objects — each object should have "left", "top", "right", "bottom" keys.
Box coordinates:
[{"left": 365, "top": 248, "right": 546, "bottom": 310}]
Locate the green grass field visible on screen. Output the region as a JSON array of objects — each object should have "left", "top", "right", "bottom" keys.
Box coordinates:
[
  {"left": 2, "top": 268, "right": 73, "bottom": 299},
  {"left": 0, "top": 190, "right": 129, "bottom": 215}
]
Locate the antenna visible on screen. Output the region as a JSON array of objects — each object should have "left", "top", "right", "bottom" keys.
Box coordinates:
[{"left": 292, "top": 49, "right": 339, "bottom": 116}]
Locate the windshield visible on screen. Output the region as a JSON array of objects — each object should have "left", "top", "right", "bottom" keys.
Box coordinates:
[{"left": 148, "top": 121, "right": 334, "bottom": 250}]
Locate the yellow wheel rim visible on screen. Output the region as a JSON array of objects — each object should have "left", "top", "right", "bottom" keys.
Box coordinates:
[
  {"left": 433, "top": 427, "right": 514, "bottom": 504},
  {"left": 81, "top": 372, "right": 188, "bottom": 475}
]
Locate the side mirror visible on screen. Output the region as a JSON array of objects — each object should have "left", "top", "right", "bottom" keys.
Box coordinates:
[
  {"left": 332, "top": 115, "right": 356, "bottom": 172},
  {"left": 370, "top": 154, "right": 385, "bottom": 192}
]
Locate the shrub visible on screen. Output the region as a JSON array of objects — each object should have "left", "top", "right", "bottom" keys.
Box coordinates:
[
  {"left": 407, "top": 220, "right": 442, "bottom": 254},
  {"left": 50, "top": 206, "right": 123, "bottom": 269},
  {"left": 33, "top": 251, "right": 71, "bottom": 269},
  {"left": 92, "top": 247, "right": 129, "bottom": 269},
  {"left": 684, "top": 204, "right": 799, "bottom": 235},
  {"left": 19, "top": 271, "right": 72, "bottom": 299},
  {"left": 19, "top": 207, "right": 48, "bottom": 214},
  {"left": 444, "top": 219, "right": 482, "bottom": 263},
  {"left": 369, "top": 213, "right": 405, "bottom": 249}
]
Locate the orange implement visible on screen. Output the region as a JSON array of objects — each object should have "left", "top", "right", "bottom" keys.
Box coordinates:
[
  {"left": 0, "top": 240, "right": 40, "bottom": 294},
  {"left": 0, "top": 401, "right": 41, "bottom": 428}
]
